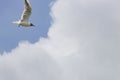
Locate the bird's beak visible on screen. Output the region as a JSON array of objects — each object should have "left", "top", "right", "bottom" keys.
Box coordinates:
[
  {"left": 31, "top": 23, "right": 35, "bottom": 27},
  {"left": 32, "top": 24, "right": 35, "bottom": 27}
]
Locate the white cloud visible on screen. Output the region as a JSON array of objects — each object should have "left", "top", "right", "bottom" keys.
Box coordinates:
[
  {"left": 1, "top": 0, "right": 120, "bottom": 80},
  {"left": 0, "top": 41, "right": 62, "bottom": 80}
]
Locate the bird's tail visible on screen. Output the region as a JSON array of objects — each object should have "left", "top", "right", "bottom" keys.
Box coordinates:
[{"left": 12, "top": 21, "right": 19, "bottom": 24}]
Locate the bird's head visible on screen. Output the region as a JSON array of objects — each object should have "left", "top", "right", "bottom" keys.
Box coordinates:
[{"left": 30, "top": 23, "right": 35, "bottom": 26}]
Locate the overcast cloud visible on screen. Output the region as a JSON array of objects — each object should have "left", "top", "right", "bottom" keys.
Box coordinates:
[{"left": 0, "top": 0, "right": 120, "bottom": 80}]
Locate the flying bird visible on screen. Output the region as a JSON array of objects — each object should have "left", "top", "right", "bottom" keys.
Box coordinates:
[{"left": 12, "top": 0, "right": 34, "bottom": 27}]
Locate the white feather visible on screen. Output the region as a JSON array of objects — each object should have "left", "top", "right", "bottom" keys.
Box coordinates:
[{"left": 12, "top": 0, "right": 34, "bottom": 27}]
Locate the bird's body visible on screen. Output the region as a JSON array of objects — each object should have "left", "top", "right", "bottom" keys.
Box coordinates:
[
  {"left": 13, "top": 21, "right": 33, "bottom": 27},
  {"left": 12, "top": 0, "right": 34, "bottom": 27}
]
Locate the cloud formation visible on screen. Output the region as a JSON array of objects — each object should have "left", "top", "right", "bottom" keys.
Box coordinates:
[{"left": 0, "top": 0, "right": 120, "bottom": 80}]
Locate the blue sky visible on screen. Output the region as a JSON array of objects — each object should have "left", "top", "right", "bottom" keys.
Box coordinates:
[
  {"left": 0, "top": 0, "right": 120, "bottom": 80},
  {"left": 0, "top": 0, "right": 52, "bottom": 53}
]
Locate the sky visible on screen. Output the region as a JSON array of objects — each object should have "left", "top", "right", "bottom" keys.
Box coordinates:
[
  {"left": 0, "top": 0, "right": 52, "bottom": 53},
  {"left": 0, "top": 0, "right": 120, "bottom": 80}
]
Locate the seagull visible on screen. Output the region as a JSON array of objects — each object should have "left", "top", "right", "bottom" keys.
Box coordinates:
[{"left": 12, "top": 0, "right": 34, "bottom": 27}]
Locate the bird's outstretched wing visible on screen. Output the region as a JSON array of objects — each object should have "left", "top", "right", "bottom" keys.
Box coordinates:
[{"left": 20, "top": 0, "right": 32, "bottom": 22}]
